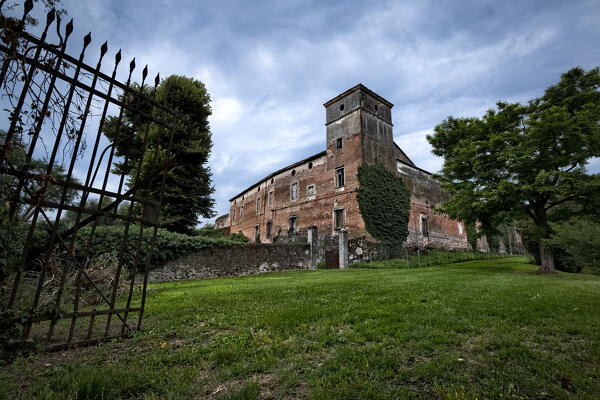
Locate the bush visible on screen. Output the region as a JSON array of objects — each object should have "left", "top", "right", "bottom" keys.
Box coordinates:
[
  {"left": 356, "top": 163, "right": 411, "bottom": 258},
  {"left": 75, "top": 225, "right": 248, "bottom": 271},
  {"left": 546, "top": 218, "right": 600, "bottom": 273}
]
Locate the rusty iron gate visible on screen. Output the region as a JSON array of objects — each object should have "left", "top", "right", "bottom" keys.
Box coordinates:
[{"left": 0, "top": 1, "right": 180, "bottom": 350}]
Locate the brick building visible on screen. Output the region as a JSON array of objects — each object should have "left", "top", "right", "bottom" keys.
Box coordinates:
[{"left": 226, "top": 84, "right": 470, "bottom": 250}]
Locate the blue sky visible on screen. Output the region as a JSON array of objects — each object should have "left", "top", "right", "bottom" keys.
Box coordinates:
[{"left": 11, "top": 0, "right": 600, "bottom": 224}]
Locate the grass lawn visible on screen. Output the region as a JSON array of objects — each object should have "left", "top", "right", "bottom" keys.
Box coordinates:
[{"left": 1, "top": 256, "right": 600, "bottom": 399}]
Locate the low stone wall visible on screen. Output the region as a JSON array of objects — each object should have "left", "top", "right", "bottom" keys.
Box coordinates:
[{"left": 143, "top": 243, "right": 312, "bottom": 282}]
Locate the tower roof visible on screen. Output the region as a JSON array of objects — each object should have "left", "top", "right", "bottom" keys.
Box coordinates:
[{"left": 323, "top": 83, "right": 394, "bottom": 108}]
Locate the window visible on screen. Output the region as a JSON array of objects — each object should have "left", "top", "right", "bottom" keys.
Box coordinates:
[
  {"left": 266, "top": 221, "right": 272, "bottom": 238},
  {"left": 240, "top": 206, "right": 244, "bottom": 221},
  {"left": 335, "top": 167, "right": 345, "bottom": 188},
  {"left": 290, "top": 182, "right": 298, "bottom": 201},
  {"left": 256, "top": 197, "right": 260, "bottom": 213},
  {"left": 255, "top": 225, "right": 260, "bottom": 242},
  {"left": 336, "top": 137, "right": 343, "bottom": 149},
  {"left": 233, "top": 209, "right": 236, "bottom": 224},
  {"left": 458, "top": 222, "right": 464, "bottom": 235},
  {"left": 334, "top": 208, "right": 344, "bottom": 230},
  {"left": 268, "top": 190, "right": 273, "bottom": 207},
  {"left": 289, "top": 216, "right": 297, "bottom": 233},
  {"left": 306, "top": 184, "right": 316, "bottom": 198},
  {"left": 420, "top": 214, "right": 429, "bottom": 237}
]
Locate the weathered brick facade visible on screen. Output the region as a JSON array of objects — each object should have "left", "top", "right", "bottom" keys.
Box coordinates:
[{"left": 226, "top": 84, "right": 470, "bottom": 250}]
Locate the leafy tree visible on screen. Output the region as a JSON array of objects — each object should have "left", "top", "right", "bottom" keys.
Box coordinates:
[
  {"left": 427, "top": 67, "right": 600, "bottom": 273},
  {"left": 356, "top": 163, "right": 411, "bottom": 258},
  {"left": 103, "top": 75, "right": 215, "bottom": 234},
  {"left": 0, "top": 131, "right": 80, "bottom": 221}
]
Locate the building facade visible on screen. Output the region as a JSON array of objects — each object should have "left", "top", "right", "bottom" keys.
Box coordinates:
[{"left": 227, "top": 84, "right": 470, "bottom": 250}]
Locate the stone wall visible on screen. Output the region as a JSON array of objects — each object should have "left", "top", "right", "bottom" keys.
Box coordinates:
[{"left": 144, "top": 243, "right": 311, "bottom": 282}]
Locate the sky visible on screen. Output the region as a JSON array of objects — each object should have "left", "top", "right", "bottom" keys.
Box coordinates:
[{"left": 8, "top": 0, "right": 600, "bottom": 225}]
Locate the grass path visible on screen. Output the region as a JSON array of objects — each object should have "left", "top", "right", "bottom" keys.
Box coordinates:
[{"left": 2, "top": 257, "right": 600, "bottom": 399}]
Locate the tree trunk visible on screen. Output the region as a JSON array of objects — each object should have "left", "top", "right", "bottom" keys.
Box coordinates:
[
  {"left": 537, "top": 244, "right": 555, "bottom": 274},
  {"left": 532, "top": 204, "right": 555, "bottom": 274}
]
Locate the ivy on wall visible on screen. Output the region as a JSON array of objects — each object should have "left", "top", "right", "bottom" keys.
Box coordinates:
[{"left": 356, "top": 163, "right": 411, "bottom": 257}]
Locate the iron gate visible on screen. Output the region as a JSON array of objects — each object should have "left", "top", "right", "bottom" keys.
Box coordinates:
[{"left": 0, "top": 1, "right": 180, "bottom": 350}]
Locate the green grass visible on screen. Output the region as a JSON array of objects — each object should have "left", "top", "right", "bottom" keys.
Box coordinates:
[{"left": 2, "top": 257, "right": 600, "bottom": 399}]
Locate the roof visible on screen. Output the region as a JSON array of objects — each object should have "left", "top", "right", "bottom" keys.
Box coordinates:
[
  {"left": 323, "top": 83, "right": 394, "bottom": 108},
  {"left": 396, "top": 158, "right": 433, "bottom": 176},
  {"left": 229, "top": 150, "right": 327, "bottom": 202},
  {"left": 393, "top": 142, "right": 416, "bottom": 167}
]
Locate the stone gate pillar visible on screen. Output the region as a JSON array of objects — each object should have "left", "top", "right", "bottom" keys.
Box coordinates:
[
  {"left": 339, "top": 229, "right": 349, "bottom": 269},
  {"left": 307, "top": 225, "right": 318, "bottom": 269}
]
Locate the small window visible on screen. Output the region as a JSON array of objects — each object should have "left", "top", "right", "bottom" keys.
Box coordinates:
[
  {"left": 308, "top": 162, "right": 313, "bottom": 169},
  {"left": 240, "top": 206, "right": 244, "bottom": 221},
  {"left": 255, "top": 225, "right": 260, "bottom": 242},
  {"left": 266, "top": 221, "right": 272, "bottom": 238},
  {"left": 421, "top": 214, "right": 429, "bottom": 237},
  {"left": 258, "top": 186, "right": 260, "bottom": 192},
  {"left": 334, "top": 208, "right": 344, "bottom": 230},
  {"left": 306, "top": 184, "right": 316, "bottom": 198},
  {"left": 458, "top": 222, "right": 464, "bottom": 235},
  {"left": 268, "top": 190, "right": 273, "bottom": 207},
  {"left": 271, "top": 178, "right": 274, "bottom": 184},
  {"left": 290, "top": 182, "right": 298, "bottom": 202},
  {"left": 335, "top": 167, "right": 345, "bottom": 188},
  {"left": 289, "top": 216, "right": 297, "bottom": 233},
  {"left": 336, "top": 137, "right": 343, "bottom": 149},
  {"left": 256, "top": 197, "right": 260, "bottom": 213},
  {"left": 291, "top": 169, "right": 296, "bottom": 176},
  {"left": 339, "top": 103, "right": 344, "bottom": 111}
]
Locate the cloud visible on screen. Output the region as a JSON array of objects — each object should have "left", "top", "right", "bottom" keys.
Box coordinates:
[{"left": 51, "top": 0, "right": 600, "bottom": 223}]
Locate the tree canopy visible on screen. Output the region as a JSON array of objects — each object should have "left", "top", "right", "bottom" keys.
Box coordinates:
[
  {"left": 427, "top": 67, "right": 600, "bottom": 273},
  {"left": 103, "top": 75, "right": 215, "bottom": 234}
]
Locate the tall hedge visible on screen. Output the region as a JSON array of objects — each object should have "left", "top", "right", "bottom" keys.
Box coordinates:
[{"left": 356, "top": 163, "right": 411, "bottom": 257}]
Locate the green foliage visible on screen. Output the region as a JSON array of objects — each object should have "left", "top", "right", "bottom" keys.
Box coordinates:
[
  {"left": 103, "top": 75, "right": 215, "bottom": 234},
  {"left": 356, "top": 163, "right": 411, "bottom": 258},
  {"left": 228, "top": 231, "right": 250, "bottom": 243},
  {"left": 427, "top": 67, "right": 600, "bottom": 272},
  {"left": 73, "top": 225, "right": 247, "bottom": 270},
  {"left": 464, "top": 221, "right": 479, "bottom": 251},
  {"left": 546, "top": 217, "right": 600, "bottom": 272}
]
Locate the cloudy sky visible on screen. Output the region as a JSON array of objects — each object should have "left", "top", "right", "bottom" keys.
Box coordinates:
[{"left": 14, "top": 0, "right": 600, "bottom": 224}]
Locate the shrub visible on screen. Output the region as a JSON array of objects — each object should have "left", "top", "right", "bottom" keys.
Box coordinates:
[
  {"left": 356, "top": 163, "right": 411, "bottom": 258},
  {"left": 546, "top": 217, "right": 600, "bottom": 273},
  {"left": 75, "top": 225, "right": 248, "bottom": 270}
]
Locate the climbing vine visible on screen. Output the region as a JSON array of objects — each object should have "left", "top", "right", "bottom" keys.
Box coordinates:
[{"left": 356, "top": 163, "right": 411, "bottom": 258}]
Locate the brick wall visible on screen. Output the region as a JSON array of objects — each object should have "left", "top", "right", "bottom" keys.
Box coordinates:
[{"left": 144, "top": 243, "right": 311, "bottom": 282}]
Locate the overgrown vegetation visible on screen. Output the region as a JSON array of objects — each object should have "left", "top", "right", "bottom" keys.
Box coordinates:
[
  {"left": 2, "top": 258, "right": 599, "bottom": 399},
  {"left": 546, "top": 217, "right": 600, "bottom": 273},
  {"left": 356, "top": 163, "right": 410, "bottom": 257},
  {"left": 23, "top": 224, "right": 248, "bottom": 273}
]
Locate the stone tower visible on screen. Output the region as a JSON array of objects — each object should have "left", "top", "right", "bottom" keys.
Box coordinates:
[{"left": 323, "top": 84, "right": 396, "bottom": 173}]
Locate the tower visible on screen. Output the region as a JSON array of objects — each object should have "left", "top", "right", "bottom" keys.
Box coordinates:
[{"left": 323, "top": 84, "right": 396, "bottom": 174}]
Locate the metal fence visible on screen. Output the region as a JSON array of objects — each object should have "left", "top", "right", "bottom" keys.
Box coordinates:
[
  {"left": 357, "top": 247, "right": 524, "bottom": 270},
  {"left": 0, "top": 1, "right": 180, "bottom": 351}
]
